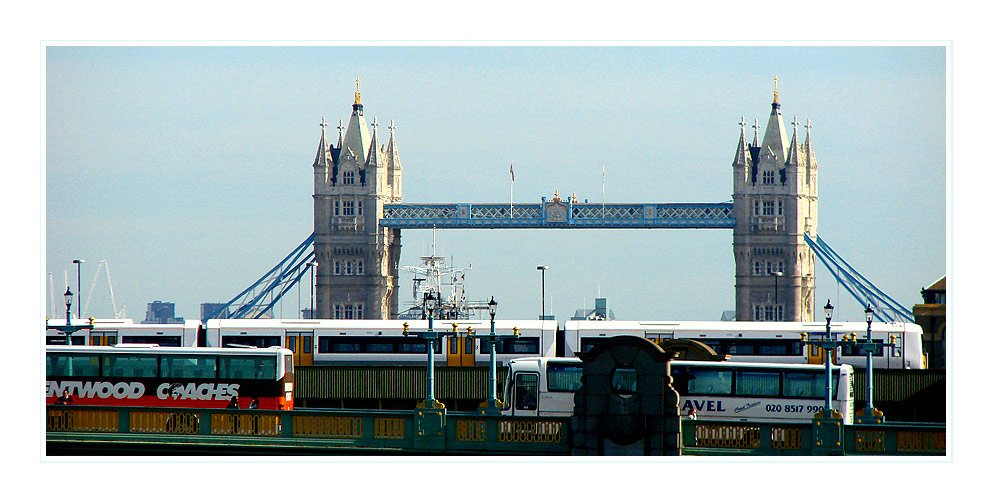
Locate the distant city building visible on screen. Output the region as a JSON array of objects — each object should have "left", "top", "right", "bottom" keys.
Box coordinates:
[
  {"left": 913, "top": 276, "right": 946, "bottom": 369},
  {"left": 571, "top": 298, "right": 615, "bottom": 321},
  {"left": 143, "top": 301, "right": 184, "bottom": 324},
  {"left": 200, "top": 302, "right": 230, "bottom": 320}
]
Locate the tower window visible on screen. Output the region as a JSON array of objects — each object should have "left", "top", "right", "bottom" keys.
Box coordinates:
[
  {"left": 762, "top": 200, "right": 775, "bottom": 216},
  {"left": 763, "top": 170, "right": 775, "bottom": 184},
  {"left": 777, "top": 200, "right": 784, "bottom": 216},
  {"left": 753, "top": 200, "right": 760, "bottom": 216},
  {"left": 343, "top": 171, "right": 355, "bottom": 185},
  {"left": 342, "top": 200, "right": 355, "bottom": 216}
]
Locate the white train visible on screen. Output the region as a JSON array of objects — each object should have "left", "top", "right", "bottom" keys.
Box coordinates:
[
  {"left": 564, "top": 320, "right": 926, "bottom": 369},
  {"left": 204, "top": 318, "right": 556, "bottom": 367},
  {"left": 45, "top": 318, "right": 557, "bottom": 367},
  {"left": 46, "top": 317, "right": 926, "bottom": 369}
]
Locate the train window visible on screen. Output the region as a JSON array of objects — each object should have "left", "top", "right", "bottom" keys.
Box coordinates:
[
  {"left": 726, "top": 343, "right": 755, "bottom": 355},
  {"left": 547, "top": 362, "right": 583, "bottom": 391},
  {"left": 102, "top": 354, "right": 159, "bottom": 378},
  {"left": 449, "top": 338, "right": 458, "bottom": 354},
  {"left": 783, "top": 371, "right": 839, "bottom": 399},
  {"left": 222, "top": 335, "right": 281, "bottom": 348},
  {"left": 890, "top": 334, "right": 902, "bottom": 356},
  {"left": 686, "top": 368, "right": 732, "bottom": 395},
  {"left": 502, "top": 338, "right": 539, "bottom": 354},
  {"left": 514, "top": 372, "right": 538, "bottom": 410},
  {"left": 122, "top": 335, "right": 182, "bottom": 347},
  {"left": 160, "top": 355, "right": 217, "bottom": 379},
  {"left": 304, "top": 336, "right": 312, "bottom": 354},
  {"left": 465, "top": 337, "right": 473, "bottom": 354},
  {"left": 398, "top": 341, "right": 427, "bottom": 353},
  {"left": 734, "top": 370, "right": 780, "bottom": 396},
  {"left": 286, "top": 337, "right": 297, "bottom": 352},
  {"left": 580, "top": 337, "right": 603, "bottom": 353},
  {"left": 220, "top": 356, "right": 275, "bottom": 380},
  {"left": 333, "top": 343, "right": 361, "bottom": 353},
  {"left": 366, "top": 342, "right": 395, "bottom": 353},
  {"left": 47, "top": 354, "right": 100, "bottom": 377}
]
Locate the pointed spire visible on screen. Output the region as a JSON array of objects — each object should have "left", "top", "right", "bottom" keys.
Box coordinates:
[
  {"left": 336, "top": 119, "right": 344, "bottom": 148},
  {"left": 752, "top": 119, "right": 760, "bottom": 146},
  {"left": 313, "top": 116, "right": 330, "bottom": 169},
  {"left": 786, "top": 115, "right": 800, "bottom": 166},
  {"left": 354, "top": 78, "right": 361, "bottom": 105},
  {"left": 386, "top": 119, "right": 401, "bottom": 169},
  {"left": 365, "top": 116, "right": 381, "bottom": 169},
  {"left": 804, "top": 118, "right": 817, "bottom": 167},
  {"left": 733, "top": 115, "right": 750, "bottom": 166},
  {"left": 761, "top": 77, "right": 788, "bottom": 164}
]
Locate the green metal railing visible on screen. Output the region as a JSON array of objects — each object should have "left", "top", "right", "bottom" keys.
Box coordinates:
[
  {"left": 681, "top": 418, "right": 945, "bottom": 456},
  {"left": 46, "top": 405, "right": 571, "bottom": 455}
]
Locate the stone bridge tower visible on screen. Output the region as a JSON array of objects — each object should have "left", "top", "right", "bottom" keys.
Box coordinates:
[
  {"left": 312, "top": 81, "right": 403, "bottom": 319},
  {"left": 732, "top": 79, "right": 818, "bottom": 321}
]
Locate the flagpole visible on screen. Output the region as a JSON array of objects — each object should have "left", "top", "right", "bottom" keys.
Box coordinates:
[{"left": 510, "top": 162, "right": 514, "bottom": 219}]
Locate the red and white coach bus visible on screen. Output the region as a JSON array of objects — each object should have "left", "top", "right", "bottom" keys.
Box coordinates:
[{"left": 46, "top": 345, "right": 294, "bottom": 410}]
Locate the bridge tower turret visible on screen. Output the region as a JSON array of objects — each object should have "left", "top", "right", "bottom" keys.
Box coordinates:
[
  {"left": 732, "top": 79, "right": 818, "bottom": 321},
  {"left": 312, "top": 80, "right": 402, "bottom": 319}
]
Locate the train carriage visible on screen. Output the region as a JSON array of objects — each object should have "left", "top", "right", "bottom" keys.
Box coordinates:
[
  {"left": 205, "top": 318, "right": 556, "bottom": 367},
  {"left": 46, "top": 319, "right": 203, "bottom": 347},
  {"left": 564, "top": 320, "right": 926, "bottom": 369}
]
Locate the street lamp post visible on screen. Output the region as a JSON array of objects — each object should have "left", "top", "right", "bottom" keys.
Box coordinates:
[
  {"left": 864, "top": 305, "right": 876, "bottom": 419},
  {"left": 823, "top": 300, "right": 834, "bottom": 416},
  {"left": 72, "top": 259, "right": 84, "bottom": 319},
  {"left": 487, "top": 297, "right": 498, "bottom": 408},
  {"left": 424, "top": 292, "right": 438, "bottom": 406}
]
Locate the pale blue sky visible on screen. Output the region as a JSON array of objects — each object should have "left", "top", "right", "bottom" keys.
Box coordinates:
[{"left": 44, "top": 45, "right": 946, "bottom": 323}]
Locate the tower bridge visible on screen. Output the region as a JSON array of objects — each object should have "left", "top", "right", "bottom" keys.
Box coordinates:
[{"left": 208, "top": 79, "right": 913, "bottom": 325}]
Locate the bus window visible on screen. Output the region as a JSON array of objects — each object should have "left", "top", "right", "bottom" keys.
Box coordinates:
[
  {"left": 102, "top": 354, "right": 158, "bottom": 378},
  {"left": 734, "top": 370, "right": 780, "bottom": 396},
  {"left": 515, "top": 372, "right": 538, "bottom": 410},
  {"left": 783, "top": 371, "right": 839, "bottom": 399},
  {"left": 160, "top": 355, "right": 217, "bottom": 379},
  {"left": 220, "top": 356, "right": 275, "bottom": 380},
  {"left": 547, "top": 362, "right": 583, "bottom": 391},
  {"left": 686, "top": 369, "right": 732, "bottom": 395},
  {"left": 612, "top": 368, "right": 638, "bottom": 394},
  {"left": 47, "top": 354, "right": 100, "bottom": 377}
]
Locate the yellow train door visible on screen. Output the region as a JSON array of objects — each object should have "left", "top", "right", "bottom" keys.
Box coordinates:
[
  {"left": 446, "top": 334, "right": 475, "bottom": 367},
  {"left": 286, "top": 331, "right": 314, "bottom": 366},
  {"left": 89, "top": 331, "right": 118, "bottom": 346}
]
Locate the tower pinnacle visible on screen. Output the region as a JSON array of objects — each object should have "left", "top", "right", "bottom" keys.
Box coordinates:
[{"left": 354, "top": 78, "right": 361, "bottom": 105}]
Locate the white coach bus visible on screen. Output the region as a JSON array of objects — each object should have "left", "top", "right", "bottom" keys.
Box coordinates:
[{"left": 501, "top": 357, "right": 855, "bottom": 424}]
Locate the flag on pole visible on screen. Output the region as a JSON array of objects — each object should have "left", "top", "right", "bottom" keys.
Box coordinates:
[{"left": 510, "top": 163, "right": 515, "bottom": 182}]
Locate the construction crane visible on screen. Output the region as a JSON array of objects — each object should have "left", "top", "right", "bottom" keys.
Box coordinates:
[{"left": 82, "top": 260, "right": 127, "bottom": 319}]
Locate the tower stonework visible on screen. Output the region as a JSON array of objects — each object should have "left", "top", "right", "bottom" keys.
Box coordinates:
[
  {"left": 312, "top": 82, "right": 403, "bottom": 319},
  {"left": 732, "top": 81, "right": 818, "bottom": 321}
]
